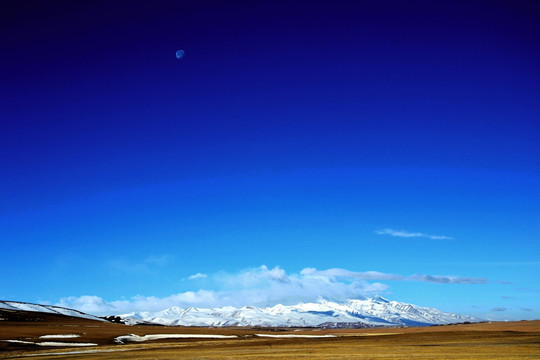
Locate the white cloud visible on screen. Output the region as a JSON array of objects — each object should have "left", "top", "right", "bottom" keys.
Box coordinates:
[
  {"left": 56, "top": 265, "right": 485, "bottom": 316},
  {"left": 56, "top": 295, "right": 117, "bottom": 315},
  {"left": 375, "top": 228, "right": 453, "bottom": 240},
  {"left": 188, "top": 273, "right": 207, "bottom": 280},
  {"left": 57, "top": 265, "right": 387, "bottom": 316}
]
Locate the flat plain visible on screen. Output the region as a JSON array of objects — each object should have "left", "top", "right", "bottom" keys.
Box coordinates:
[{"left": 1, "top": 312, "right": 539, "bottom": 359}]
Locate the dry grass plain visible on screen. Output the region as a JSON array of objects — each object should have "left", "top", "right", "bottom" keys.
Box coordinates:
[{"left": 1, "top": 313, "right": 539, "bottom": 359}]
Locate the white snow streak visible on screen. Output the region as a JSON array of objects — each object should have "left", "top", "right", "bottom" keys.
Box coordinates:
[
  {"left": 3, "top": 340, "right": 35, "bottom": 344},
  {"left": 37, "top": 342, "right": 97, "bottom": 347},
  {"left": 255, "top": 334, "right": 336, "bottom": 338},
  {"left": 39, "top": 334, "right": 80, "bottom": 339},
  {"left": 115, "top": 333, "right": 238, "bottom": 344},
  {"left": 21, "top": 348, "right": 134, "bottom": 357},
  {"left": 1, "top": 339, "right": 96, "bottom": 347}
]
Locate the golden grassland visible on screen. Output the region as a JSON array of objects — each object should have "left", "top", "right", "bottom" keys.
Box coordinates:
[{"left": 1, "top": 316, "right": 539, "bottom": 359}]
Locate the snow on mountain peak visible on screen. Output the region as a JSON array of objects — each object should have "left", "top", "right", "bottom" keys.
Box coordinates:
[
  {"left": 0, "top": 300, "right": 106, "bottom": 322},
  {"left": 117, "top": 297, "right": 478, "bottom": 328}
]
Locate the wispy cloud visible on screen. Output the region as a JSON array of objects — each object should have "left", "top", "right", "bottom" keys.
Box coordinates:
[
  {"left": 107, "top": 255, "right": 174, "bottom": 275},
  {"left": 301, "top": 268, "right": 486, "bottom": 284},
  {"left": 375, "top": 228, "right": 453, "bottom": 240},
  {"left": 516, "top": 287, "right": 535, "bottom": 292},
  {"left": 491, "top": 307, "right": 508, "bottom": 312},
  {"left": 188, "top": 273, "right": 207, "bottom": 280},
  {"left": 57, "top": 265, "right": 487, "bottom": 316},
  {"left": 408, "top": 274, "right": 485, "bottom": 284}
]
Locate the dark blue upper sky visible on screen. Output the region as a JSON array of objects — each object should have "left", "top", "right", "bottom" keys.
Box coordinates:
[
  {"left": 2, "top": 0, "right": 538, "bottom": 211},
  {"left": 1, "top": 1, "right": 539, "bottom": 319}
]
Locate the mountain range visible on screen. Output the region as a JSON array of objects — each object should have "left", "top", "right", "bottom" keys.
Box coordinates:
[{"left": 119, "top": 296, "right": 477, "bottom": 328}]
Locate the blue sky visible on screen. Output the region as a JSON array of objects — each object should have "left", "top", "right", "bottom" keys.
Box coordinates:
[{"left": 1, "top": 0, "right": 539, "bottom": 320}]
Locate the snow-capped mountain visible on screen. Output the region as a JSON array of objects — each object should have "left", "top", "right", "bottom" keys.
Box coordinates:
[
  {"left": 0, "top": 300, "right": 106, "bottom": 322},
  {"left": 118, "top": 296, "right": 477, "bottom": 328}
]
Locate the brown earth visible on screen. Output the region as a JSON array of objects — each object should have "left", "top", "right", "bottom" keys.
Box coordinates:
[{"left": 1, "top": 310, "right": 539, "bottom": 359}]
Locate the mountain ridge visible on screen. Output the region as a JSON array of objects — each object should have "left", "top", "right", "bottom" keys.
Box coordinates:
[
  {"left": 118, "top": 296, "right": 478, "bottom": 328},
  {"left": 0, "top": 300, "right": 106, "bottom": 322}
]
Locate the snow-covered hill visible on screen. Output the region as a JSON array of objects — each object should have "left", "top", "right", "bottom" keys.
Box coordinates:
[
  {"left": 118, "top": 296, "right": 477, "bottom": 328},
  {"left": 0, "top": 300, "right": 106, "bottom": 322}
]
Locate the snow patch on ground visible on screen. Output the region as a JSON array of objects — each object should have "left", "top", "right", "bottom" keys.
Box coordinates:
[
  {"left": 115, "top": 333, "right": 238, "bottom": 344},
  {"left": 22, "top": 348, "right": 134, "bottom": 357},
  {"left": 3, "top": 340, "right": 35, "bottom": 344},
  {"left": 39, "top": 334, "right": 80, "bottom": 339},
  {"left": 38, "top": 342, "right": 98, "bottom": 347},
  {"left": 255, "top": 334, "right": 336, "bottom": 338},
  {"left": 1, "top": 339, "right": 96, "bottom": 347}
]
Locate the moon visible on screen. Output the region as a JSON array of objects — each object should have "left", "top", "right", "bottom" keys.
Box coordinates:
[{"left": 175, "top": 49, "right": 185, "bottom": 59}]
